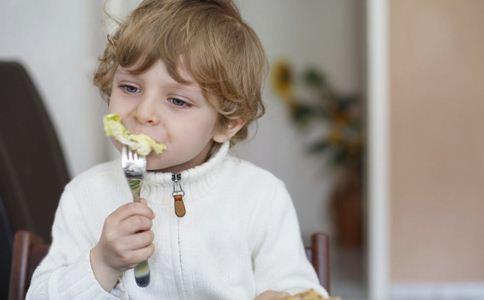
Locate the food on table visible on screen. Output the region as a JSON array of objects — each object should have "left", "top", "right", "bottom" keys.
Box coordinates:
[{"left": 283, "top": 289, "right": 341, "bottom": 300}]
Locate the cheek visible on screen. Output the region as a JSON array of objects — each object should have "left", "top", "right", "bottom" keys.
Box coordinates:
[
  {"left": 185, "top": 111, "right": 218, "bottom": 138},
  {"left": 170, "top": 122, "right": 211, "bottom": 143},
  {"left": 107, "top": 91, "right": 134, "bottom": 116},
  {"left": 166, "top": 113, "right": 217, "bottom": 150}
]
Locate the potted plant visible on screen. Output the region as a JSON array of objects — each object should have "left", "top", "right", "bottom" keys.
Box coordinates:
[{"left": 270, "top": 60, "right": 364, "bottom": 249}]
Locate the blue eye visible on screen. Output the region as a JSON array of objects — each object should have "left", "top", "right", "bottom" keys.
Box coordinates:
[
  {"left": 169, "top": 98, "right": 191, "bottom": 107},
  {"left": 119, "top": 84, "right": 140, "bottom": 94}
]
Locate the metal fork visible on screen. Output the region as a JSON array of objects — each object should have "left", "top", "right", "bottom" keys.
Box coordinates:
[{"left": 121, "top": 146, "right": 150, "bottom": 287}]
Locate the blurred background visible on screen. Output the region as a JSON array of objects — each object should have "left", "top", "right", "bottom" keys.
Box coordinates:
[{"left": 1, "top": 1, "right": 484, "bottom": 300}]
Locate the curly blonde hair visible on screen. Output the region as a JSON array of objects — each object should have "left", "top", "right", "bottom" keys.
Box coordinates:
[{"left": 93, "top": 0, "right": 267, "bottom": 145}]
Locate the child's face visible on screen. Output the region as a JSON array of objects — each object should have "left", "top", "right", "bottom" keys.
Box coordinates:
[{"left": 108, "top": 59, "right": 231, "bottom": 173}]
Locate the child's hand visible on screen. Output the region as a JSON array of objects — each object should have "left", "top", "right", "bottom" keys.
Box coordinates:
[
  {"left": 255, "top": 290, "right": 291, "bottom": 300},
  {"left": 90, "top": 199, "right": 155, "bottom": 291}
]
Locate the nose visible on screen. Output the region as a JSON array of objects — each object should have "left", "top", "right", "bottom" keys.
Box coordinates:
[{"left": 134, "top": 98, "right": 160, "bottom": 126}]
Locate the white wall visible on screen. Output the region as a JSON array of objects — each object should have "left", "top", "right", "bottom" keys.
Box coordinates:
[
  {"left": 0, "top": 0, "right": 109, "bottom": 177},
  {"left": 234, "top": 0, "right": 365, "bottom": 241},
  {"left": 0, "top": 0, "right": 364, "bottom": 242}
]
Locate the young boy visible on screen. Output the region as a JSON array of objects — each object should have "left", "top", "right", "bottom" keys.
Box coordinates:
[{"left": 27, "top": 0, "right": 328, "bottom": 299}]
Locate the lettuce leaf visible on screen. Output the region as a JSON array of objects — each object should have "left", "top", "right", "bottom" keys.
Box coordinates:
[{"left": 103, "top": 113, "right": 167, "bottom": 156}]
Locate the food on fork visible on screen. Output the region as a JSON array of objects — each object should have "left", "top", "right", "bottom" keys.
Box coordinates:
[
  {"left": 283, "top": 289, "right": 340, "bottom": 300},
  {"left": 103, "top": 113, "right": 167, "bottom": 156}
]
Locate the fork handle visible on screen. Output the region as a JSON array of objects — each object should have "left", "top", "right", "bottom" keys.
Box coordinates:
[
  {"left": 127, "top": 177, "right": 151, "bottom": 287},
  {"left": 134, "top": 261, "right": 150, "bottom": 287},
  {"left": 128, "top": 178, "right": 142, "bottom": 197}
]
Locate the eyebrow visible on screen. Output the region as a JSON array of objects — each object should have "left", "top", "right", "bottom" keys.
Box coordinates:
[
  {"left": 117, "top": 68, "right": 197, "bottom": 88},
  {"left": 164, "top": 81, "right": 200, "bottom": 92},
  {"left": 115, "top": 68, "right": 201, "bottom": 94}
]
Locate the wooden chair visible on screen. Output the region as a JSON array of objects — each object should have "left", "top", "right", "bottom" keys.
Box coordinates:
[
  {"left": 0, "top": 61, "right": 69, "bottom": 298},
  {"left": 0, "top": 61, "right": 69, "bottom": 242},
  {"left": 8, "top": 231, "right": 49, "bottom": 300},
  {"left": 9, "top": 230, "right": 330, "bottom": 300},
  {"left": 305, "top": 232, "right": 330, "bottom": 293}
]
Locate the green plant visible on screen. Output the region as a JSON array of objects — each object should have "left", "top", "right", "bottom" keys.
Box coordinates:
[{"left": 270, "top": 60, "right": 363, "bottom": 169}]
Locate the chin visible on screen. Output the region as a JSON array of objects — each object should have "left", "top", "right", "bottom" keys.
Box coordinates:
[{"left": 146, "top": 157, "right": 166, "bottom": 171}]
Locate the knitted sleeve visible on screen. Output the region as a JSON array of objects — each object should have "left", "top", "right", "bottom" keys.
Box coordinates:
[
  {"left": 250, "top": 181, "right": 329, "bottom": 297},
  {"left": 26, "top": 183, "right": 121, "bottom": 300}
]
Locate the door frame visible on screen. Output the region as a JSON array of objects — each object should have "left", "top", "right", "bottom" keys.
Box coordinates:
[{"left": 366, "top": 0, "right": 390, "bottom": 299}]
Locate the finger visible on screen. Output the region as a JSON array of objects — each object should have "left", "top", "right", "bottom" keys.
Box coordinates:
[
  {"left": 110, "top": 202, "right": 155, "bottom": 224},
  {"left": 139, "top": 198, "right": 147, "bottom": 205},
  {"left": 119, "top": 215, "right": 153, "bottom": 234},
  {"left": 119, "top": 230, "right": 154, "bottom": 250},
  {"left": 127, "top": 244, "right": 155, "bottom": 266}
]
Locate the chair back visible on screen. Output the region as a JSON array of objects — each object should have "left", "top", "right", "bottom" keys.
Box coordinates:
[
  {"left": 305, "top": 232, "right": 330, "bottom": 293},
  {"left": 8, "top": 230, "right": 49, "bottom": 300},
  {"left": 0, "top": 61, "right": 69, "bottom": 242}
]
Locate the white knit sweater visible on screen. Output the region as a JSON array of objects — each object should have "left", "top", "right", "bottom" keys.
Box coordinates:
[{"left": 26, "top": 142, "right": 328, "bottom": 300}]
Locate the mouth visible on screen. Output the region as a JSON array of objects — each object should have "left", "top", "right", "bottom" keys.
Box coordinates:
[
  {"left": 104, "top": 113, "right": 168, "bottom": 158},
  {"left": 129, "top": 128, "right": 164, "bottom": 143}
]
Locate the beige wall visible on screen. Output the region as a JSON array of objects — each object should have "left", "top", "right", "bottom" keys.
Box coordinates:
[{"left": 390, "top": 0, "right": 484, "bottom": 282}]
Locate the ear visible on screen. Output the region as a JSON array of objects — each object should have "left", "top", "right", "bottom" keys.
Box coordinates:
[{"left": 212, "top": 118, "right": 246, "bottom": 143}]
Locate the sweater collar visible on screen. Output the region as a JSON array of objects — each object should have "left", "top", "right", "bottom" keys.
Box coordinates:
[{"left": 142, "top": 141, "right": 230, "bottom": 192}]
